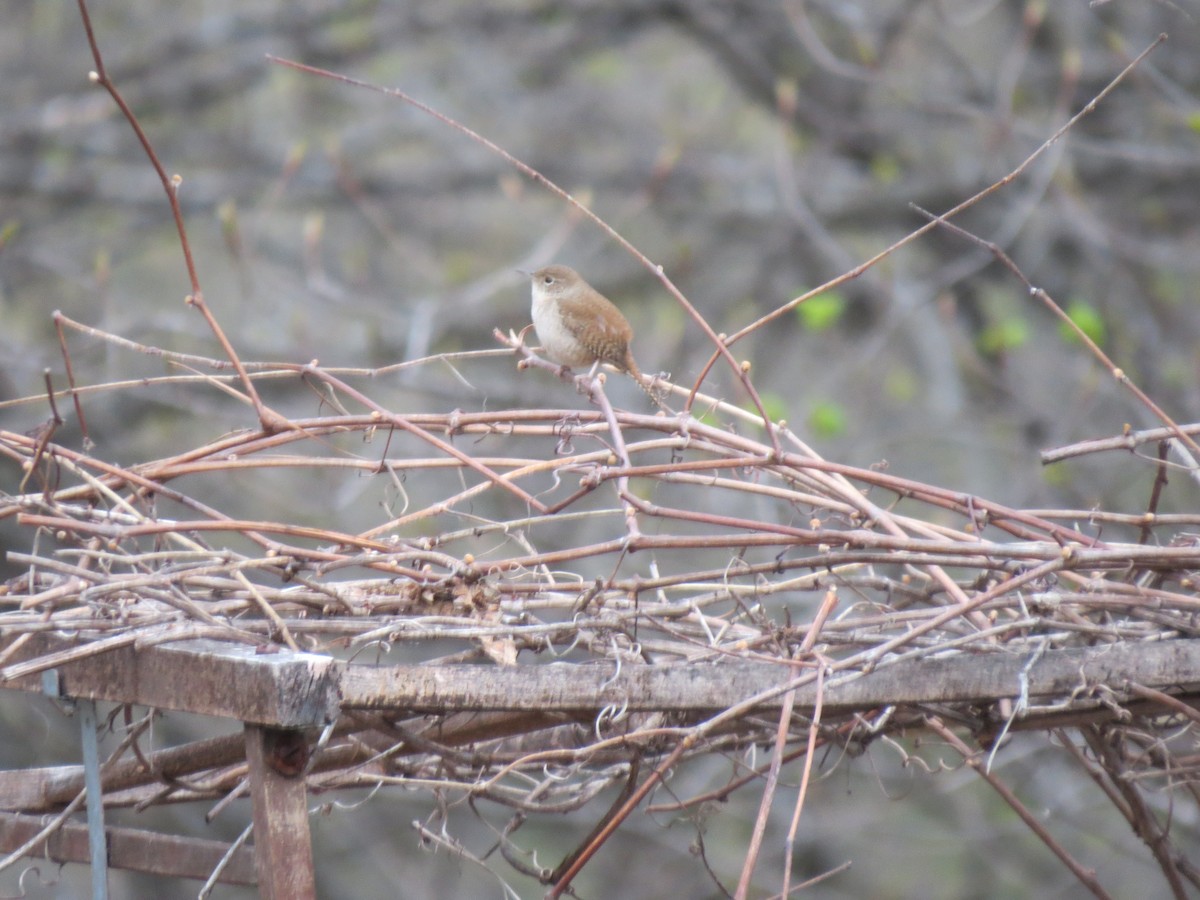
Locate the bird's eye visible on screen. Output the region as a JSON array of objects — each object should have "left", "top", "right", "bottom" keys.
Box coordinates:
[{"left": 543, "top": 276, "right": 554, "bottom": 285}]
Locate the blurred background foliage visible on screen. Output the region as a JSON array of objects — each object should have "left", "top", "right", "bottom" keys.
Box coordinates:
[{"left": 2, "top": 1, "right": 1199, "bottom": 897}]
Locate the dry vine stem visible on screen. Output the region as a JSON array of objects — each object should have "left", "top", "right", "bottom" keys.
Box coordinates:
[
  {"left": 2, "top": 14, "right": 1199, "bottom": 900},
  {"left": 7, "top": 330, "right": 1200, "bottom": 897}
]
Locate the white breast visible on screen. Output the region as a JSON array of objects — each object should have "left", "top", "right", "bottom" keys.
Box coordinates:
[{"left": 532, "top": 292, "right": 595, "bottom": 366}]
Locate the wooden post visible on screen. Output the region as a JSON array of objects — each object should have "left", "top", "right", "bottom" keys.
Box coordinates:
[{"left": 244, "top": 725, "right": 316, "bottom": 899}]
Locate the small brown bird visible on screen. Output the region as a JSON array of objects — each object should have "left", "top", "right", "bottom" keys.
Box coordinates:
[{"left": 528, "top": 265, "right": 661, "bottom": 404}]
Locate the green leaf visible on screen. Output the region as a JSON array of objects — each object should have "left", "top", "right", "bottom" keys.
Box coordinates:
[
  {"left": 808, "top": 401, "right": 846, "bottom": 438},
  {"left": 1059, "top": 300, "right": 1106, "bottom": 346},
  {"left": 883, "top": 364, "right": 917, "bottom": 404},
  {"left": 870, "top": 153, "right": 902, "bottom": 185},
  {"left": 978, "top": 317, "right": 1029, "bottom": 355},
  {"left": 796, "top": 292, "right": 845, "bottom": 331},
  {"left": 0, "top": 218, "right": 22, "bottom": 247}
]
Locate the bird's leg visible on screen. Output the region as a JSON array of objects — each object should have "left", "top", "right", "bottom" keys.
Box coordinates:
[{"left": 572, "top": 359, "right": 603, "bottom": 396}]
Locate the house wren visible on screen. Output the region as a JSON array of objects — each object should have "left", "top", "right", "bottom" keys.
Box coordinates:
[{"left": 528, "top": 265, "right": 656, "bottom": 398}]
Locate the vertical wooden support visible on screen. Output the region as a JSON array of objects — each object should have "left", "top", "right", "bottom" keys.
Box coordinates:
[{"left": 244, "top": 725, "right": 316, "bottom": 900}]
